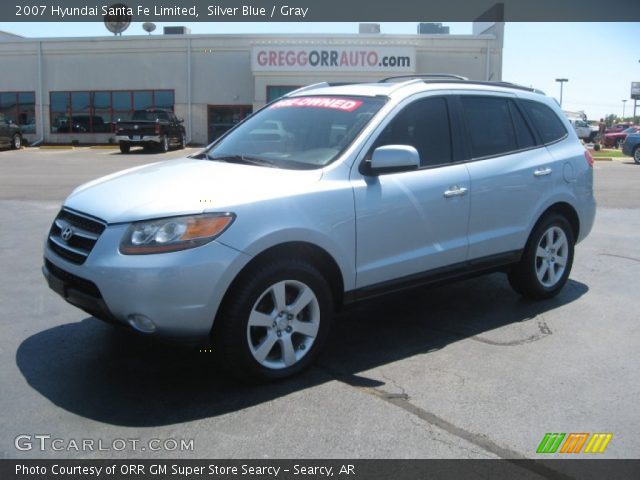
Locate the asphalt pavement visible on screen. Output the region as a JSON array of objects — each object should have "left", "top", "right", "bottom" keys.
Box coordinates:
[{"left": 1, "top": 148, "right": 639, "bottom": 465}]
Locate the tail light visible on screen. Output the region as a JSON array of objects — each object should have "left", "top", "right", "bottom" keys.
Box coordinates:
[
  {"left": 584, "top": 149, "right": 594, "bottom": 168},
  {"left": 154, "top": 123, "right": 161, "bottom": 135}
]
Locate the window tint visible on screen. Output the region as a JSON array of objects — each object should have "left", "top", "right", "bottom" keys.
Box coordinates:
[
  {"left": 374, "top": 97, "right": 452, "bottom": 167},
  {"left": 508, "top": 101, "right": 536, "bottom": 149},
  {"left": 521, "top": 100, "right": 567, "bottom": 144},
  {"left": 461, "top": 96, "right": 517, "bottom": 158}
]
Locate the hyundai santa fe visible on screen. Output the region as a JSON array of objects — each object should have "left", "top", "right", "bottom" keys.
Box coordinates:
[{"left": 43, "top": 76, "right": 596, "bottom": 381}]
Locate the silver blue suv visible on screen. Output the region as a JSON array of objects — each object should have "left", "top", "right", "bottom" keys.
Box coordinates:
[{"left": 43, "top": 76, "right": 596, "bottom": 381}]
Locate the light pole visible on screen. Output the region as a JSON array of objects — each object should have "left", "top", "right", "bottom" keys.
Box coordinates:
[
  {"left": 555, "top": 78, "right": 568, "bottom": 107},
  {"left": 622, "top": 99, "right": 627, "bottom": 120}
]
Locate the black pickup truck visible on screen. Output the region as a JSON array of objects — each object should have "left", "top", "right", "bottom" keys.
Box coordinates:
[{"left": 115, "top": 108, "right": 186, "bottom": 154}]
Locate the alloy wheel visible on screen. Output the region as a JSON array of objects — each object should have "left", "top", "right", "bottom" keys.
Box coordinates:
[{"left": 246, "top": 279, "right": 320, "bottom": 369}]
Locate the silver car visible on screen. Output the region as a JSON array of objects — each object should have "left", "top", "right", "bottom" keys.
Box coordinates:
[{"left": 43, "top": 77, "right": 596, "bottom": 381}]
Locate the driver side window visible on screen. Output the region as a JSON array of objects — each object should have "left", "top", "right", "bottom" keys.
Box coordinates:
[{"left": 373, "top": 97, "right": 453, "bottom": 168}]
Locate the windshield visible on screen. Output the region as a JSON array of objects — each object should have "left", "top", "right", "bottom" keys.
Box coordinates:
[
  {"left": 203, "top": 96, "right": 386, "bottom": 169},
  {"left": 623, "top": 127, "right": 637, "bottom": 133}
]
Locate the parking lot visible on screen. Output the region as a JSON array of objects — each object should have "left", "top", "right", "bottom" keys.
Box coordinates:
[{"left": 1, "top": 147, "right": 639, "bottom": 462}]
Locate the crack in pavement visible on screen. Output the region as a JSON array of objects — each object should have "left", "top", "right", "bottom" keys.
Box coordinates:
[{"left": 322, "top": 367, "right": 576, "bottom": 480}]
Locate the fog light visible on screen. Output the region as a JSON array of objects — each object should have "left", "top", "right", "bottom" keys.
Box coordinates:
[{"left": 127, "top": 314, "right": 156, "bottom": 333}]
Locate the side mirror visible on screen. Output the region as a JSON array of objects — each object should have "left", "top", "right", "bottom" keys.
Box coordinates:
[{"left": 368, "top": 145, "right": 420, "bottom": 174}]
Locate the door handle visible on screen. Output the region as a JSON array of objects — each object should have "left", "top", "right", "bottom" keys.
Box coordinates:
[
  {"left": 534, "top": 167, "right": 552, "bottom": 177},
  {"left": 443, "top": 186, "right": 468, "bottom": 198}
]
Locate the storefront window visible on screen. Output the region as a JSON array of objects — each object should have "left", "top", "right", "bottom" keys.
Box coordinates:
[
  {"left": 0, "top": 91, "right": 36, "bottom": 132},
  {"left": 266, "top": 86, "right": 300, "bottom": 103},
  {"left": 50, "top": 90, "right": 174, "bottom": 133},
  {"left": 208, "top": 105, "right": 252, "bottom": 142}
]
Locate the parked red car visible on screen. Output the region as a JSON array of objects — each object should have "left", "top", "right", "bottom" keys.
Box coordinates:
[
  {"left": 605, "top": 122, "right": 634, "bottom": 134},
  {"left": 603, "top": 126, "right": 640, "bottom": 148}
]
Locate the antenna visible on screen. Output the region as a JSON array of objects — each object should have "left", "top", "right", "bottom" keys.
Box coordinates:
[
  {"left": 142, "top": 22, "right": 156, "bottom": 35},
  {"left": 103, "top": 3, "right": 132, "bottom": 36}
]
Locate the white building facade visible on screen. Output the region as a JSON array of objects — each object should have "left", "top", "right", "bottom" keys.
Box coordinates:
[{"left": 0, "top": 23, "right": 503, "bottom": 145}]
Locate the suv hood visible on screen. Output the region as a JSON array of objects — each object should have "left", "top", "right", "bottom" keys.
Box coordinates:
[{"left": 64, "top": 158, "right": 323, "bottom": 223}]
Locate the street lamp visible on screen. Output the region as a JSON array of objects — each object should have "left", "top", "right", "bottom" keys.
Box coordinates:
[
  {"left": 555, "top": 78, "right": 568, "bottom": 107},
  {"left": 622, "top": 99, "right": 628, "bottom": 119}
]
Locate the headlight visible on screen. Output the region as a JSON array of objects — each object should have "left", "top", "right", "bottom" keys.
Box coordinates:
[{"left": 119, "top": 213, "right": 234, "bottom": 254}]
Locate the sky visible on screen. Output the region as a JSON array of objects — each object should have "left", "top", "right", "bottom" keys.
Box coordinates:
[{"left": 1, "top": 21, "right": 639, "bottom": 120}]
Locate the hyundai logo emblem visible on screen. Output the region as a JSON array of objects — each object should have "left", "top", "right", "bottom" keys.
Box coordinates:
[{"left": 61, "top": 227, "right": 74, "bottom": 241}]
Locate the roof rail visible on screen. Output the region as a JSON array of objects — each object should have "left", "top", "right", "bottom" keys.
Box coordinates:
[
  {"left": 417, "top": 78, "right": 545, "bottom": 95},
  {"left": 380, "top": 74, "right": 469, "bottom": 83},
  {"left": 284, "top": 82, "right": 330, "bottom": 96}
]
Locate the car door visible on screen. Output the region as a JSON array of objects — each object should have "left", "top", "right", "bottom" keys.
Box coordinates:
[
  {"left": 458, "top": 94, "right": 557, "bottom": 260},
  {"left": 351, "top": 95, "right": 471, "bottom": 289}
]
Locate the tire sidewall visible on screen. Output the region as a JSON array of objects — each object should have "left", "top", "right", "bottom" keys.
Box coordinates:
[
  {"left": 215, "top": 260, "right": 333, "bottom": 382},
  {"left": 12, "top": 134, "right": 21, "bottom": 150},
  {"left": 520, "top": 214, "right": 575, "bottom": 299}
]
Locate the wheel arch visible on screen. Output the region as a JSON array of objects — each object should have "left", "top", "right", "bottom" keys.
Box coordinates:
[
  {"left": 213, "top": 241, "right": 346, "bottom": 335},
  {"left": 532, "top": 202, "right": 580, "bottom": 243}
]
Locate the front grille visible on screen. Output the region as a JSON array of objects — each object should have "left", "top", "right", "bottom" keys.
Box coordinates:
[
  {"left": 44, "top": 259, "right": 102, "bottom": 298},
  {"left": 48, "top": 209, "right": 106, "bottom": 265}
]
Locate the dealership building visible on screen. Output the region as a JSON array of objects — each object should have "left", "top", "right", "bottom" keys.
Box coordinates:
[{"left": 0, "top": 22, "right": 503, "bottom": 145}]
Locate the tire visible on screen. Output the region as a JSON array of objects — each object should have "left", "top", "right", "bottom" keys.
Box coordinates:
[
  {"left": 160, "top": 135, "right": 169, "bottom": 153},
  {"left": 615, "top": 138, "right": 623, "bottom": 149},
  {"left": 213, "top": 259, "right": 333, "bottom": 382},
  {"left": 10, "top": 133, "right": 22, "bottom": 150},
  {"left": 119, "top": 142, "right": 130, "bottom": 154},
  {"left": 508, "top": 214, "right": 575, "bottom": 300},
  {"left": 633, "top": 146, "right": 640, "bottom": 165},
  {"left": 179, "top": 133, "right": 186, "bottom": 149}
]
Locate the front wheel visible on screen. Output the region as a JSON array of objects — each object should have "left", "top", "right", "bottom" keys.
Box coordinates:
[
  {"left": 508, "top": 214, "right": 575, "bottom": 300},
  {"left": 10, "top": 133, "right": 22, "bottom": 150},
  {"left": 214, "top": 259, "right": 333, "bottom": 382},
  {"left": 615, "top": 138, "right": 623, "bottom": 149}
]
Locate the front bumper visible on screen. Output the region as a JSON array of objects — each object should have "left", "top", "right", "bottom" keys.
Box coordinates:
[{"left": 43, "top": 223, "right": 251, "bottom": 339}]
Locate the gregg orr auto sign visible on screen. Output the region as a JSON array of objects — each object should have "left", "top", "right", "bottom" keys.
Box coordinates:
[{"left": 252, "top": 46, "right": 415, "bottom": 73}]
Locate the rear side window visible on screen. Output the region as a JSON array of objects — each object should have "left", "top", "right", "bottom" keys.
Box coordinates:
[
  {"left": 508, "top": 101, "right": 536, "bottom": 149},
  {"left": 374, "top": 97, "right": 452, "bottom": 167},
  {"left": 460, "top": 96, "right": 517, "bottom": 158},
  {"left": 521, "top": 100, "right": 567, "bottom": 144}
]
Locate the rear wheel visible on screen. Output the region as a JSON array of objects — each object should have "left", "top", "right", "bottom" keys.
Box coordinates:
[
  {"left": 633, "top": 146, "right": 640, "bottom": 165},
  {"left": 508, "top": 214, "right": 575, "bottom": 300},
  {"left": 10, "top": 133, "right": 21, "bottom": 150},
  {"left": 160, "top": 135, "right": 169, "bottom": 153},
  {"left": 214, "top": 259, "right": 333, "bottom": 382},
  {"left": 179, "top": 133, "right": 186, "bottom": 149},
  {"left": 119, "top": 142, "right": 130, "bottom": 154}
]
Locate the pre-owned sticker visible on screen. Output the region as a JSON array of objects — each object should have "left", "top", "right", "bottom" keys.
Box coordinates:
[{"left": 270, "top": 97, "right": 363, "bottom": 112}]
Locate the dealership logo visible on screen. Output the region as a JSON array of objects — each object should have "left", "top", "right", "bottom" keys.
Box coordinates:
[
  {"left": 252, "top": 46, "right": 414, "bottom": 73},
  {"left": 536, "top": 433, "right": 612, "bottom": 454},
  {"left": 60, "top": 227, "right": 74, "bottom": 242}
]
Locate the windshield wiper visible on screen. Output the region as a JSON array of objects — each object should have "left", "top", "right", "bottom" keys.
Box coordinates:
[{"left": 206, "top": 154, "right": 278, "bottom": 168}]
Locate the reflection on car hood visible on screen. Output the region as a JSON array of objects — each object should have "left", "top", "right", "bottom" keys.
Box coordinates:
[{"left": 64, "top": 158, "right": 322, "bottom": 223}]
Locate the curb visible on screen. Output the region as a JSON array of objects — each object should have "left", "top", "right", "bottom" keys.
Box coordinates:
[
  {"left": 38, "top": 145, "right": 75, "bottom": 150},
  {"left": 89, "top": 145, "right": 119, "bottom": 149}
]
